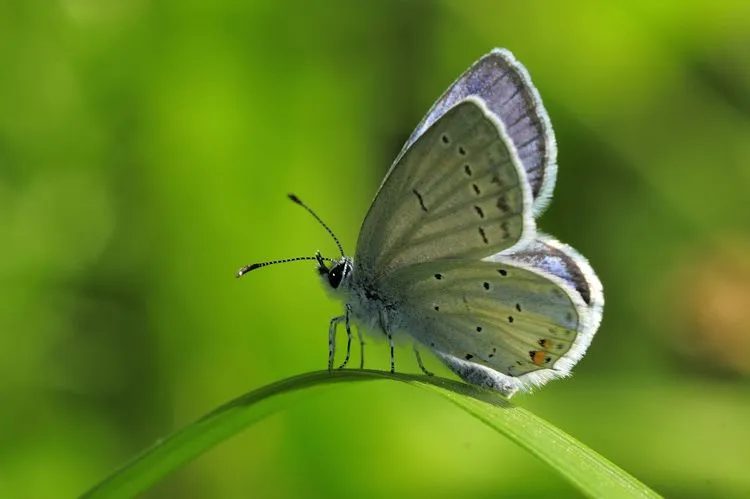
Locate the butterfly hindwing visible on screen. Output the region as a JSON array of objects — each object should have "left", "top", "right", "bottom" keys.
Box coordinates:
[
  {"left": 387, "top": 236, "right": 602, "bottom": 395},
  {"left": 495, "top": 234, "right": 604, "bottom": 374}
]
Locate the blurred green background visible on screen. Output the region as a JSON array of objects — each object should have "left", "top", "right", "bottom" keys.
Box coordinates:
[{"left": 2, "top": 1, "right": 750, "bottom": 498}]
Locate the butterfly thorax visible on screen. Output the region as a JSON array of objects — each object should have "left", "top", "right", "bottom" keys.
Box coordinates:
[
  {"left": 350, "top": 273, "right": 402, "bottom": 334},
  {"left": 319, "top": 255, "right": 402, "bottom": 336}
]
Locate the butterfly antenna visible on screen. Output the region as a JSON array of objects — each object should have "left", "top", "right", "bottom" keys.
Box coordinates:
[
  {"left": 288, "top": 193, "right": 345, "bottom": 257},
  {"left": 236, "top": 254, "right": 336, "bottom": 278}
]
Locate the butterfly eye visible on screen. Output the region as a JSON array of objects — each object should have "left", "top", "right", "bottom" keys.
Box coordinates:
[{"left": 328, "top": 264, "right": 344, "bottom": 289}]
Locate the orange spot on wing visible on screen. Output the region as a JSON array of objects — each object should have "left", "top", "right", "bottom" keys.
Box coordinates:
[{"left": 531, "top": 350, "right": 546, "bottom": 366}]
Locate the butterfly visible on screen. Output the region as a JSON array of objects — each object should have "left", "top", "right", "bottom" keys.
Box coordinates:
[{"left": 238, "top": 49, "right": 604, "bottom": 397}]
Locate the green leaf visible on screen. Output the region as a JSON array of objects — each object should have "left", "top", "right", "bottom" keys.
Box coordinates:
[{"left": 79, "top": 370, "right": 661, "bottom": 499}]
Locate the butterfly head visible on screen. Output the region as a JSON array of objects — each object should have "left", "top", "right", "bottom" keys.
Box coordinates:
[
  {"left": 236, "top": 194, "right": 353, "bottom": 293},
  {"left": 316, "top": 253, "right": 353, "bottom": 292}
]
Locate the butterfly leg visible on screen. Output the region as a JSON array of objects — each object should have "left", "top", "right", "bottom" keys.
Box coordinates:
[
  {"left": 357, "top": 325, "right": 365, "bottom": 369},
  {"left": 328, "top": 315, "right": 345, "bottom": 372},
  {"left": 344, "top": 303, "right": 367, "bottom": 369},
  {"left": 337, "top": 305, "right": 353, "bottom": 369},
  {"left": 388, "top": 332, "right": 395, "bottom": 373},
  {"left": 378, "top": 310, "right": 395, "bottom": 373},
  {"left": 413, "top": 345, "right": 434, "bottom": 376}
]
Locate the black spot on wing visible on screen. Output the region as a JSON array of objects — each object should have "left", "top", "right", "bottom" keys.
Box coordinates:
[
  {"left": 500, "top": 221, "right": 511, "bottom": 238},
  {"left": 478, "top": 227, "right": 488, "bottom": 244},
  {"left": 496, "top": 196, "right": 511, "bottom": 213},
  {"left": 413, "top": 189, "right": 427, "bottom": 212}
]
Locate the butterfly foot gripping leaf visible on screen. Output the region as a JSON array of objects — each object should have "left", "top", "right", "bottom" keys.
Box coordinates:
[{"left": 238, "top": 48, "right": 604, "bottom": 397}]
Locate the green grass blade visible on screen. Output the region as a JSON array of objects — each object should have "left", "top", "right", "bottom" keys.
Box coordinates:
[{"left": 79, "top": 370, "right": 661, "bottom": 499}]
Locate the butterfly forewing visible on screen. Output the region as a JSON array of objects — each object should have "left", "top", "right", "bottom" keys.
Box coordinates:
[
  {"left": 400, "top": 49, "right": 557, "bottom": 215},
  {"left": 355, "top": 98, "right": 534, "bottom": 279}
]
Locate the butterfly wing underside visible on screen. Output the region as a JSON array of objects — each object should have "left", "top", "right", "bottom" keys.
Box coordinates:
[
  {"left": 392, "top": 235, "right": 603, "bottom": 396},
  {"left": 355, "top": 98, "right": 534, "bottom": 279},
  {"left": 399, "top": 49, "right": 557, "bottom": 216}
]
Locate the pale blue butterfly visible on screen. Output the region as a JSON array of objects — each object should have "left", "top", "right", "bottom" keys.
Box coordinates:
[{"left": 238, "top": 49, "right": 604, "bottom": 396}]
